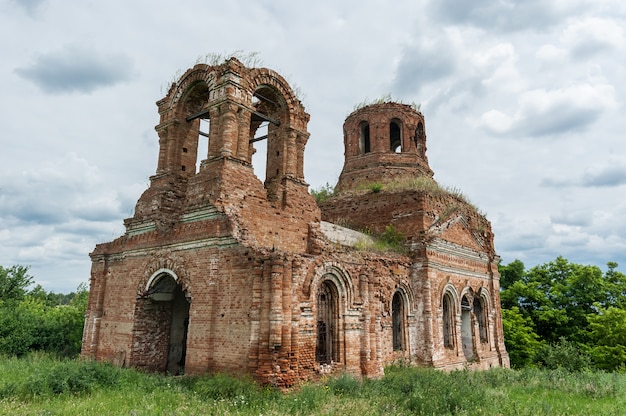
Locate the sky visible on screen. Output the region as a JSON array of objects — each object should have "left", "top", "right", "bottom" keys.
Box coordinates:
[{"left": 1, "top": 0, "right": 625, "bottom": 293}]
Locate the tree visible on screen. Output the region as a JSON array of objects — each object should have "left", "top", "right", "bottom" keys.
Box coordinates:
[
  {"left": 501, "top": 257, "right": 612, "bottom": 344},
  {"left": 500, "top": 257, "right": 626, "bottom": 370},
  {"left": 588, "top": 307, "right": 626, "bottom": 370},
  {"left": 499, "top": 259, "right": 525, "bottom": 290},
  {"left": 501, "top": 306, "right": 542, "bottom": 368},
  {"left": 0, "top": 266, "right": 88, "bottom": 358},
  {"left": 0, "top": 265, "right": 33, "bottom": 302},
  {"left": 310, "top": 182, "right": 335, "bottom": 203}
]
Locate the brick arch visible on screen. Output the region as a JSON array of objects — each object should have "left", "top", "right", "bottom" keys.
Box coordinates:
[
  {"left": 167, "top": 64, "right": 218, "bottom": 108},
  {"left": 139, "top": 253, "right": 192, "bottom": 301},
  {"left": 248, "top": 69, "right": 299, "bottom": 107},
  {"left": 476, "top": 286, "right": 491, "bottom": 310},
  {"left": 460, "top": 286, "right": 476, "bottom": 305},
  {"left": 438, "top": 280, "right": 459, "bottom": 307},
  {"left": 247, "top": 68, "right": 307, "bottom": 127},
  {"left": 145, "top": 268, "right": 179, "bottom": 290},
  {"left": 391, "top": 281, "right": 414, "bottom": 316},
  {"left": 304, "top": 261, "right": 354, "bottom": 306}
]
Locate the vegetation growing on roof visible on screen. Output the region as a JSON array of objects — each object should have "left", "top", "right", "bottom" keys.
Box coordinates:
[
  {"left": 350, "top": 177, "right": 485, "bottom": 217},
  {"left": 310, "top": 182, "right": 336, "bottom": 203},
  {"left": 354, "top": 224, "right": 407, "bottom": 254},
  {"left": 352, "top": 93, "right": 422, "bottom": 113},
  {"left": 195, "top": 50, "right": 263, "bottom": 67}
]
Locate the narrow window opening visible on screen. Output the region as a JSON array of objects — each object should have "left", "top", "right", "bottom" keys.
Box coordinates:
[
  {"left": 475, "top": 296, "right": 488, "bottom": 344},
  {"left": 196, "top": 119, "right": 210, "bottom": 173},
  {"left": 443, "top": 292, "right": 454, "bottom": 349},
  {"left": 461, "top": 296, "right": 473, "bottom": 360},
  {"left": 390, "top": 120, "right": 402, "bottom": 153},
  {"left": 250, "top": 121, "right": 268, "bottom": 182},
  {"left": 360, "top": 122, "right": 370, "bottom": 154},
  {"left": 392, "top": 291, "right": 404, "bottom": 351}
]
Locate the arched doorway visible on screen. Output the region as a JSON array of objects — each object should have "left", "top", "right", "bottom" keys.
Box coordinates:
[
  {"left": 316, "top": 280, "right": 340, "bottom": 364},
  {"left": 131, "top": 270, "right": 190, "bottom": 374}
]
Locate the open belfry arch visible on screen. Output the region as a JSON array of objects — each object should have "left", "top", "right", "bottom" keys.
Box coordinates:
[{"left": 82, "top": 57, "right": 508, "bottom": 387}]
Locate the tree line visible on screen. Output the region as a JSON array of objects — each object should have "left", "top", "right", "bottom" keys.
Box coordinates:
[
  {"left": 0, "top": 265, "right": 87, "bottom": 357},
  {"left": 500, "top": 256, "right": 626, "bottom": 371}
]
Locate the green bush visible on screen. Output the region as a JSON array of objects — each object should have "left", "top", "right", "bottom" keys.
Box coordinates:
[
  {"left": 369, "top": 182, "right": 383, "bottom": 193},
  {"left": 310, "top": 182, "right": 335, "bottom": 203},
  {"left": 535, "top": 338, "right": 592, "bottom": 371},
  {"left": 0, "top": 283, "right": 87, "bottom": 358}
]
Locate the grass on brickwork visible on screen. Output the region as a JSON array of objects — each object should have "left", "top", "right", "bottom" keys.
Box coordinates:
[
  {"left": 354, "top": 223, "right": 407, "bottom": 254},
  {"left": 1, "top": 353, "right": 625, "bottom": 415}
]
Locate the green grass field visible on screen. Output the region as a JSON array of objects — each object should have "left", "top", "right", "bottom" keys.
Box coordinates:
[{"left": 1, "top": 354, "right": 624, "bottom": 415}]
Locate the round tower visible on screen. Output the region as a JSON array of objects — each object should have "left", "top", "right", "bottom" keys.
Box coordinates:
[{"left": 335, "top": 102, "right": 433, "bottom": 193}]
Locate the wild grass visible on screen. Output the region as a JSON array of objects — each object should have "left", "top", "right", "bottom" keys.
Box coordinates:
[
  {"left": 1, "top": 354, "right": 624, "bottom": 415},
  {"left": 351, "top": 94, "right": 421, "bottom": 113},
  {"left": 354, "top": 224, "right": 407, "bottom": 255}
]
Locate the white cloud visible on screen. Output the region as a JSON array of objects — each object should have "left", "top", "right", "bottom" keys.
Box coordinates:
[
  {"left": 561, "top": 17, "right": 626, "bottom": 58},
  {"left": 536, "top": 44, "right": 568, "bottom": 64},
  {"left": 474, "top": 43, "right": 524, "bottom": 92},
  {"left": 479, "top": 80, "right": 617, "bottom": 137}
]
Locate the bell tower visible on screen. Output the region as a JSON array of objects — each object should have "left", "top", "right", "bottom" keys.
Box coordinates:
[
  {"left": 127, "top": 57, "right": 318, "bottom": 251},
  {"left": 335, "top": 102, "right": 433, "bottom": 193}
]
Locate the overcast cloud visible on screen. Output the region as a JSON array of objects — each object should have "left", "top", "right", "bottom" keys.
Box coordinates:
[
  {"left": 0, "top": 0, "right": 625, "bottom": 293},
  {"left": 15, "top": 46, "right": 135, "bottom": 94}
]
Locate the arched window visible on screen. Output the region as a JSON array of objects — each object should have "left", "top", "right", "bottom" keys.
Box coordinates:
[
  {"left": 390, "top": 119, "right": 402, "bottom": 153},
  {"left": 392, "top": 291, "right": 405, "bottom": 351},
  {"left": 474, "top": 296, "right": 488, "bottom": 344},
  {"left": 442, "top": 292, "right": 455, "bottom": 349},
  {"left": 250, "top": 86, "right": 285, "bottom": 188},
  {"left": 360, "top": 122, "right": 370, "bottom": 154},
  {"left": 181, "top": 82, "right": 210, "bottom": 176},
  {"left": 316, "top": 280, "right": 340, "bottom": 363},
  {"left": 461, "top": 295, "right": 473, "bottom": 360}
]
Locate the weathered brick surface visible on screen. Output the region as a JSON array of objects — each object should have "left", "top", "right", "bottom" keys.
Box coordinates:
[{"left": 81, "top": 59, "right": 508, "bottom": 387}]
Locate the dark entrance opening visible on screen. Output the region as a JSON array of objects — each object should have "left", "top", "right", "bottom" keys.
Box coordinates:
[{"left": 131, "top": 272, "right": 190, "bottom": 374}]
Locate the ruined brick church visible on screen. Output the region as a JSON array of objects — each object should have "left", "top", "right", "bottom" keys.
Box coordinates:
[{"left": 81, "top": 57, "right": 509, "bottom": 386}]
